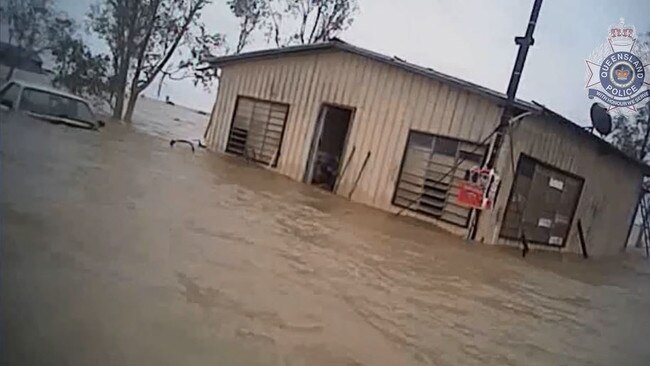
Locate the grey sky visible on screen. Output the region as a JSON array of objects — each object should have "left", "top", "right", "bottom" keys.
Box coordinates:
[{"left": 56, "top": 0, "right": 650, "bottom": 124}]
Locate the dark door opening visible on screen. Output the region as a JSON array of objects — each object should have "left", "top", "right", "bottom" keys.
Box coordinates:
[{"left": 305, "top": 105, "right": 353, "bottom": 191}]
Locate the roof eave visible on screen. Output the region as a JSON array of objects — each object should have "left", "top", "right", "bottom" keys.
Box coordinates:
[
  {"left": 206, "top": 42, "right": 644, "bottom": 172},
  {"left": 534, "top": 103, "right": 650, "bottom": 175},
  {"left": 205, "top": 41, "right": 536, "bottom": 112},
  {"left": 203, "top": 42, "right": 335, "bottom": 65}
]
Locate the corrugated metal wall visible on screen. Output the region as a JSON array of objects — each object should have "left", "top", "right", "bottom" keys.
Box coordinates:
[
  {"left": 474, "top": 115, "right": 644, "bottom": 256},
  {"left": 206, "top": 50, "right": 503, "bottom": 220}
]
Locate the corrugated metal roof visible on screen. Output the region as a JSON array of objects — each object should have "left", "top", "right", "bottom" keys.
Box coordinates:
[
  {"left": 205, "top": 39, "right": 537, "bottom": 111},
  {"left": 532, "top": 102, "right": 650, "bottom": 174},
  {"left": 205, "top": 39, "right": 649, "bottom": 175}
]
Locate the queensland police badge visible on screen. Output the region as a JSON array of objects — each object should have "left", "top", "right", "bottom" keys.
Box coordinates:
[{"left": 586, "top": 18, "right": 650, "bottom": 113}]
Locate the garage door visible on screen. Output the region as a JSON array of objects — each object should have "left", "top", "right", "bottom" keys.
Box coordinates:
[
  {"left": 500, "top": 155, "right": 584, "bottom": 247},
  {"left": 226, "top": 96, "right": 289, "bottom": 166},
  {"left": 393, "top": 130, "right": 487, "bottom": 227}
]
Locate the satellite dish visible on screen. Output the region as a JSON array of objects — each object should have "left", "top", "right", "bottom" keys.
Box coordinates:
[{"left": 590, "top": 103, "right": 612, "bottom": 136}]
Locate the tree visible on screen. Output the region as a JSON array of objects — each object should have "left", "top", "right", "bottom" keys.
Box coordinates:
[
  {"left": 609, "top": 32, "right": 650, "bottom": 161},
  {"left": 88, "top": 0, "right": 214, "bottom": 122},
  {"left": 158, "top": 0, "right": 263, "bottom": 91},
  {"left": 81, "top": 0, "right": 357, "bottom": 121},
  {"left": 260, "top": 0, "right": 358, "bottom": 47},
  {"left": 229, "top": 0, "right": 269, "bottom": 53},
  {"left": 0, "top": 0, "right": 75, "bottom": 80},
  {"left": 1, "top": 0, "right": 110, "bottom": 102},
  {"left": 89, "top": 0, "right": 218, "bottom": 121},
  {"left": 288, "top": 0, "right": 357, "bottom": 44},
  {"left": 610, "top": 107, "right": 650, "bottom": 161},
  {"left": 88, "top": 0, "right": 143, "bottom": 119},
  {"left": 261, "top": 4, "right": 283, "bottom": 47},
  {"left": 164, "top": 0, "right": 263, "bottom": 90},
  {"left": 50, "top": 36, "right": 111, "bottom": 107},
  {"left": 1, "top": 0, "right": 54, "bottom": 51},
  {"left": 158, "top": 25, "right": 228, "bottom": 94},
  {"left": 122, "top": 0, "right": 213, "bottom": 122}
]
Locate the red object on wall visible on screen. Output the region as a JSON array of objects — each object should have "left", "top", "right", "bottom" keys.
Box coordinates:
[{"left": 457, "top": 181, "right": 484, "bottom": 209}]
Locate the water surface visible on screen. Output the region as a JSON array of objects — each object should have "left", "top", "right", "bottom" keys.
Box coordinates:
[{"left": 2, "top": 107, "right": 650, "bottom": 365}]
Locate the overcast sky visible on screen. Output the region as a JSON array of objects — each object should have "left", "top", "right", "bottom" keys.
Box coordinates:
[{"left": 57, "top": 0, "right": 650, "bottom": 125}]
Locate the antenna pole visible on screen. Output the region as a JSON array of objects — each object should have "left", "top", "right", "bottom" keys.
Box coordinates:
[
  {"left": 506, "top": 0, "right": 544, "bottom": 102},
  {"left": 484, "top": 0, "right": 544, "bottom": 170},
  {"left": 473, "top": 0, "right": 544, "bottom": 241}
]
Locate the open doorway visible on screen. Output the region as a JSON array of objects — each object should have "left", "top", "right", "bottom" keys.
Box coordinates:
[{"left": 304, "top": 105, "right": 354, "bottom": 191}]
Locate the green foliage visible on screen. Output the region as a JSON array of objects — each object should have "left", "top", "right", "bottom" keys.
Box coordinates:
[
  {"left": 0, "top": 0, "right": 110, "bottom": 102},
  {"left": 285, "top": 0, "right": 358, "bottom": 44},
  {"left": 136, "top": 0, "right": 211, "bottom": 91},
  {"left": 87, "top": 0, "right": 222, "bottom": 119},
  {"left": 164, "top": 25, "right": 228, "bottom": 89},
  {"left": 609, "top": 107, "right": 650, "bottom": 161},
  {"left": 0, "top": 0, "right": 57, "bottom": 52},
  {"left": 228, "top": 0, "right": 269, "bottom": 52},
  {"left": 50, "top": 36, "right": 111, "bottom": 105},
  {"left": 225, "top": 0, "right": 359, "bottom": 51},
  {"left": 164, "top": 0, "right": 360, "bottom": 93},
  {"left": 609, "top": 32, "right": 650, "bottom": 162},
  {"left": 3, "top": 0, "right": 360, "bottom": 115}
]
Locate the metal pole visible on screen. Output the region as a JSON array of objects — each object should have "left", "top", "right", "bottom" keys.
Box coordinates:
[
  {"left": 348, "top": 152, "right": 371, "bottom": 200},
  {"left": 486, "top": 0, "right": 544, "bottom": 170},
  {"left": 577, "top": 220, "right": 589, "bottom": 259},
  {"left": 476, "top": 0, "right": 544, "bottom": 242},
  {"left": 467, "top": 111, "right": 534, "bottom": 238},
  {"left": 333, "top": 145, "right": 356, "bottom": 194},
  {"left": 506, "top": 0, "right": 544, "bottom": 102},
  {"left": 638, "top": 101, "right": 650, "bottom": 160}
]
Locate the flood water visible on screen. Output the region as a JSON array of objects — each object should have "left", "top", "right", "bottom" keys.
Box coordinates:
[
  {"left": 2, "top": 102, "right": 650, "bottom": 365},
  {"left": 130, "top": 96, "right": 209, "bottom": 141}
]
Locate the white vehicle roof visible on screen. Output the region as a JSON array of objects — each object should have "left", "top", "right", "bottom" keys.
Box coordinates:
[{"left": 2, "top": 79, "right": 90, "bottom": 104}]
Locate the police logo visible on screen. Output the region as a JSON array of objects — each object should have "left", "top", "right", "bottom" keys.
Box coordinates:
[{"left": 586, "top": 18, "right": 650, "bottom": 113}]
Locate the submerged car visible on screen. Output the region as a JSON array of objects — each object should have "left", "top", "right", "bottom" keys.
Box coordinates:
[{"left": 0, "top": 80, "right": 103, "bottom": 130}]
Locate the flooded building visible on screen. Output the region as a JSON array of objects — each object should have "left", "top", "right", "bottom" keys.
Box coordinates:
[{"left": 204, "top": 40, "right": 649, "bottom": 256}]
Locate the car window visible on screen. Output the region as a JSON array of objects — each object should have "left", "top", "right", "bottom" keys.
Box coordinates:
[
  {"left": 0, "top": 83, "right": 20, "bottom": 108},
  {"left": 20, "top": 88, "right": 95, "bottom": 123}
]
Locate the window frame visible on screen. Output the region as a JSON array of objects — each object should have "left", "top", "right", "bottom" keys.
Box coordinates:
[
  {"left": 499, "top": 154, "right": 585, "bottom": 247},
  {"left": 225, "top": 95, "right": 290, "bottom": 167},
  {"left": 18, "top": 87, "right": 96, "bottom": 123},
  {"left": 391, "top": 129, "right": 488, "bottom": 228},
  {"left": 0, "top": 82, "right": 21, "bottom": 110}
]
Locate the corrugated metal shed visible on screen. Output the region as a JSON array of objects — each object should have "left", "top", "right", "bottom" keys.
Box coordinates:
[
  {"left": 206, "top": 39, "right": 537, "bottom": 112},
  {"left": 206, "top": 40, "right": 649, "bottom": 175},
  {"left": 206, "top": 47, "right": 504, "bottom": 227},
  {"left": 475, "top": 111, "right": 645, "bottom": 255},
  {"left": 204, "top": 40, "right": 649, "bottom": 255}
]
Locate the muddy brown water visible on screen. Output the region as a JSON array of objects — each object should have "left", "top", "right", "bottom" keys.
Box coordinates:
[{"left": 2, "top": 110, "right": 650, "bottom": 365}]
